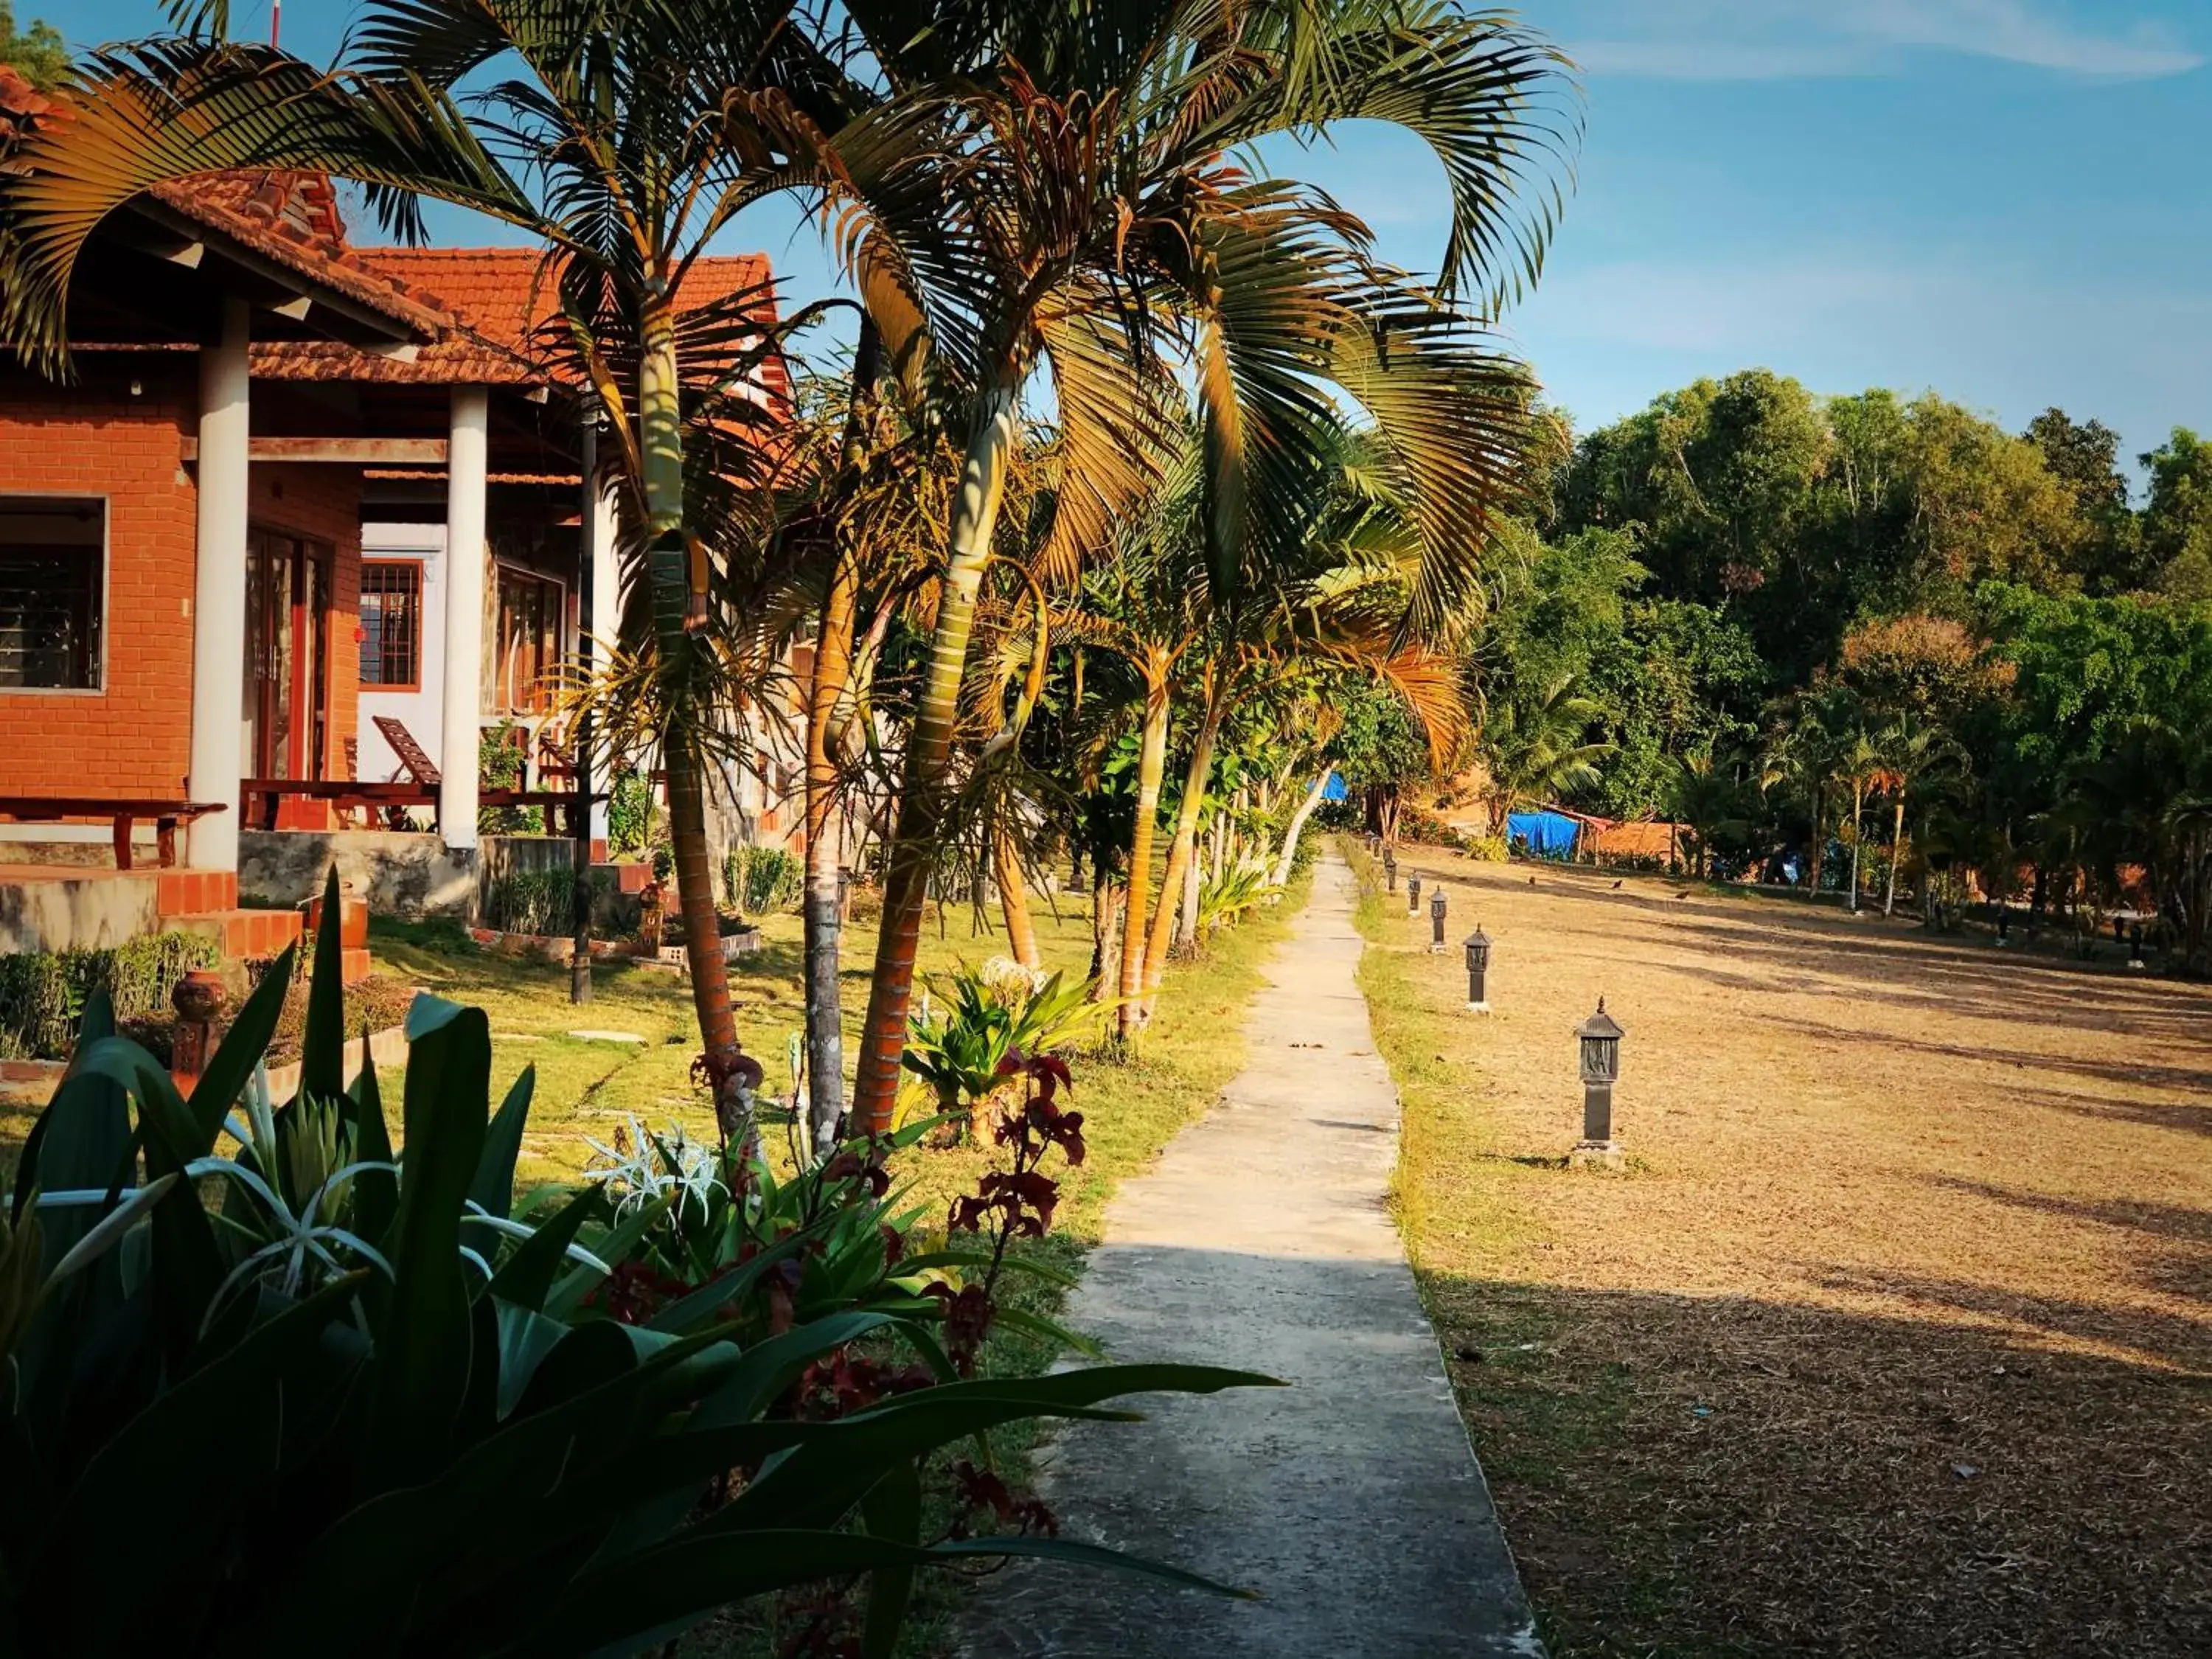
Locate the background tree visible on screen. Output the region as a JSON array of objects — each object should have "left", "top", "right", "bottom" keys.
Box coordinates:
[{"left": 0, "top": 3, "right": 67, "bottom": 88}]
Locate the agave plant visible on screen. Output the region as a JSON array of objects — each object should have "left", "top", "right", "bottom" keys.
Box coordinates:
[
  {"left": 901, "top": 964, "right": 1110, "bottom": 1141},
  {"left": 0, "top": 869, "right": 1273, "bottom": 1655},
  {"left": 1199, "top": 864, "right": 1282, "bottom": 934}
]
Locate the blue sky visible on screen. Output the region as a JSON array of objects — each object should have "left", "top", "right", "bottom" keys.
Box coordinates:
[{"left": 52, "top": 1, "right": 2212, "bottom": 479}]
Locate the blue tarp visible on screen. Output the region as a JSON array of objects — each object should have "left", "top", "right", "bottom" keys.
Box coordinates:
[
  {"left": 1507, "top": 810, "right": 1582, "bottom": 860},
  {"left": 1321, "top": 771, "right": 1350, "bottom": 802}
]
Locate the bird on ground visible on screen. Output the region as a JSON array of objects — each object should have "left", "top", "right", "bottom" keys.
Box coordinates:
[
  {"left": 1673, "top": 891, "right": 1691, "bottom": 900},
  {"left": 1528, "top": 874, "right": 1537, "bottom": 887},
  {"left": 1611, "top": 879, "right": 1624, "bottom": 890}
]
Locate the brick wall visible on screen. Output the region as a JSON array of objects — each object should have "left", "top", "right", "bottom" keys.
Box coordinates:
[
  {"left": 0, "top": 369, "right": 369, "bottom": 801},
  {"left": 0, "top": 364, "right": 198, "bottom": 797},
  {"left": 248, "top": 462, "right": 362, "bottom": 779}
]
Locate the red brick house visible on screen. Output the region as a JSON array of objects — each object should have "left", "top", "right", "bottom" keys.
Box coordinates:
[{"left": 0, "top": 69, "right": 788, "bottom": 948}]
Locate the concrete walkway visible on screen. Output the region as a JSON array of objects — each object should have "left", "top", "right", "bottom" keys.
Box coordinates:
[{"left": 960, "top": 855, "right": 1542, "bottom": 1659}]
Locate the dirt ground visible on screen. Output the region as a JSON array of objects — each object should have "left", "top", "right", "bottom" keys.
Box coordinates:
[{"left": 1354, "top": 846, "right": 2211, "bottom": 1659}]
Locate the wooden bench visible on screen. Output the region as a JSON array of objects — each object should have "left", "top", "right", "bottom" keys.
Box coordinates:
[
  {"left": 242, "top": 782, "right": 602, "bottom": 837},
  {"left": 0, "top": 797, "right": 226, "bottom": 870},
  {"left": 243, "top": 779, "right": 439, "bottom": 832}
]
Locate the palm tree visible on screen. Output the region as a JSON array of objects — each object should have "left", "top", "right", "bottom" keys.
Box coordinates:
[
  {"left": 0, "top": 0, "right": 858, "bottom": 1124},
  {"left": 838, "top": 5, "right": 1575, "bottom": 1121},
  {"left": 1765, "top": 683, "right": 1857, "bottom": 893},
  {"left": 1135, "top": 435, "right": 1472, "bottom": 1012},
  {"left": 1875, "top": 712, "right": 1963, "bottom": 917},
  {"left": 1830, "top": 726, "right": 1897, "bottom": 914},
  {"left": 6, "top": 1, "right": 1573, "bottom": 1133},
  {"left": 1481, "top": 676, "right": 1610, "bottom": 835},
  {"left": 1668, "top": 751, "right": 1754, "bottom": 880}
]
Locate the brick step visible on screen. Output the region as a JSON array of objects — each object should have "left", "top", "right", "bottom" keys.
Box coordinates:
[
  {"left": 155, "top": 868, "right": 238, "bottom": 919},
  {"left": 170, "top": 907, "right": 305, "bottom": 961}
]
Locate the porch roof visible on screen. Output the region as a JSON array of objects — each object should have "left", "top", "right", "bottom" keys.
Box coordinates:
[{"left": 1, "top": 72, "right": 446, "bottom": 351}]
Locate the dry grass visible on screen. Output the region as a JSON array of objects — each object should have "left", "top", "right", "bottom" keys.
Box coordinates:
[{"left": 1352, "top": 842, "right": 2212, "bottom": 1659}]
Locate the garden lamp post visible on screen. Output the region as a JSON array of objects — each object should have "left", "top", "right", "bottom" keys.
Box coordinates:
[
  {"left": 1464, "top": 925, "right": 1492, "bottom": 1012},
  {"left": 1430, "top": 885, "right": 1448, "bottom": 952},
  {"left": 1408, "top": 872, "right": 1422, "bottom": 916},
  {"left": 1384, "top": 848, "right": 1398, "bottom": 891},
  {"left": 1572, "top": 998, "right": 1624, "bottom": 1168}
]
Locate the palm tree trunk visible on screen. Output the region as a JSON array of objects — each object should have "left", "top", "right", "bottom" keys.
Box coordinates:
[
  {"left": 996, "top": 825, "right": 1039, "bottom": 970},
  {"left": 1848, "top": 781, "right": 1865, "bottom": 913},
  {"left": 852, "top": 372, "right": 1020, "bottom": 1133},
  {"left": 1141, "top": 679, "right": 1227, "bottom": 1009},
  {"left": 636, "top": 297, "right": 747, "bottom": 1133},
  {"left": 1808, "top": 782, "right": 1825, "bottom": 892},
  {"left": 1177, "top": 849, "right": 1202, "bottom": 948},
  {"left": 1273, "top": 772, "right": 1329, "bottom": 886},
  {"left": 1118, "top": 675, "right": 1172, "bottom": 1041},
  {"left": 1090, "top": 880, "right": 1122, "bottom": 999},
  {"left": 799, "top": 324, "right": 880, "bottom": 1154},
  {"left": 1884, "top": 796, "right": 1905, "bottom": 917}
]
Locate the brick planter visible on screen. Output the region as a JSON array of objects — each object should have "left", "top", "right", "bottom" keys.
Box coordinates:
[{"left": 0, "top": 1018, "right": 412, "bottom": 1108}]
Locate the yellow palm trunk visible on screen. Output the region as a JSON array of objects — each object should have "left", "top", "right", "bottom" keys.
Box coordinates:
[
  {"left": 636, "top": 300, "right": 743, "bottom": 1107},
  {"left": 1141, "top": 678, "right": 1226, "bottom": 1009},
  {"left": 852, "top": 376, "right": 1020, "bottom": 1132},
  {"left": 1885, "top": 795, "right": 1905, "bottom": 917},
  {"left": 1117, "top": 672, "right": 1172, "bottom": 1042},
  {"left": 996, "top": 825, "right": 1039, "bottom": 970}
]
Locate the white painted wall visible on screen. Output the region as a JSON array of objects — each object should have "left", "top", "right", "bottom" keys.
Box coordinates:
[{"left": 357, "top": 522, "right": 447, "bottom": 783}]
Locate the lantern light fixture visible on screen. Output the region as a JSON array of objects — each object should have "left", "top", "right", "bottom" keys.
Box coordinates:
[
  {"left": 1464, "top": 925, "right": 1492, "bottom": 1012},
  {"left": 1572, "top": 998, "right": 1625, "bottom": 1168}
]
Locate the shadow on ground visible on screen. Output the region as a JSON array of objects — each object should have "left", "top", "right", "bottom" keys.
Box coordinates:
[{"left": 1427, "top": 1269, "right": 2212, "bottom": 1659}]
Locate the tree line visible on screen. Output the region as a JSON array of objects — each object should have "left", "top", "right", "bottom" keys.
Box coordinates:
[{"left": 1453, "top": 367, "right": 2212, "bottom": 961}]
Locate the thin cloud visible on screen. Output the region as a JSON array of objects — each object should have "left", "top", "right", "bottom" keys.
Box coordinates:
[{"left": 1569, "top": 0, "right": 2202, "bottom": 82}]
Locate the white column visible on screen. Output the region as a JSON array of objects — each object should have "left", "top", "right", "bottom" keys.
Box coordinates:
[
  {"left": 587, "top": 472, "right": 619, "bottom": 852},
  {"left": 439, "top": 386, "right": 490, "bottom": 850},
  {"left": 187, "top": 296, "right": 251, "bottom": 872}
]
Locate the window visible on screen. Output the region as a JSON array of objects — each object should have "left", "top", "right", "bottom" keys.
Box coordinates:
[
  {"left": 490, "top": 565, "right": 564, "bottom": 715},
  {"left": 360, "top": 560, "right": 422, "bottom": 689},
  {"left": 0, "top": 496, "right": 103, "bottom": 691}
]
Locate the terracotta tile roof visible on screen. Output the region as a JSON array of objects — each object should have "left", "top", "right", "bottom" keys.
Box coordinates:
[
  {"left": 251, "top": 243, "right": 787, "bottom": 397},
  {"left": 0, "top": 66, "right": 52, "bottom": 148},
  {"left": 147, "top": 172, "right": 456, "bottom": 341},
  {"left": 1, "top": 86, "right": 448, "bottom": 344},
  {"left": 0, "top": 119, "right": 787, "bottom": 397}
]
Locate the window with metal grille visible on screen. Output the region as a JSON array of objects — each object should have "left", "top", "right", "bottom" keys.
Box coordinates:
[
  {"left": 361, "top": 560, "right": 422, "bottom": 689},
  {"left": 0, "top": 497, "right": 104, "bottom": 692}
]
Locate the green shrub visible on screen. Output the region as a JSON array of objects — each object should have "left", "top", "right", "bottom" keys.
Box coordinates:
[
  {"left": 605, "top": 768, "right": 653, "bottom": 856},
  {"left": 484, "top": 867, "right": 574, "bottom": 936},
  {"left": 0, "top": 868, "right": 1265, "bottom": 1655},
  {"left": 483, "top": 867, "right": 627, "bottom": 940},
  {"left": 721, "top": 843, "right": 804, "bottom": 914},
  {"left": 476, "top": 720, "right": 543, "bottom": 834},
  {"left": 0, "top": 930, "right": 220, "bottom": 1060}
]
